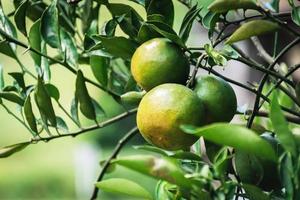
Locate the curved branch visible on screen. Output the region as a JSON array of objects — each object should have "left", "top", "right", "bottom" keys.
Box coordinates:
[
  {"left": 31, "top": 108, "right": 137, "bottom": 143},
  {"left": 90, "top": 126, "right": 139, "bottom": 200}
]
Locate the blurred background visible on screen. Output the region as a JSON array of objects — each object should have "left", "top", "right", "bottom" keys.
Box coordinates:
[{"left": 0, "top": 0, "right": 299, "bottom": 199}]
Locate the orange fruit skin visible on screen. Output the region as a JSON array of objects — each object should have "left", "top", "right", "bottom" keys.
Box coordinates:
[
  {"left": 131, "top": 38, "right": 190, "bottom": 91},
  {"left": 137, "top": 84, "right": 205, "bottom": 150},
  {"left": 194, "top": 75, "right": 237, "bottom": 123}
]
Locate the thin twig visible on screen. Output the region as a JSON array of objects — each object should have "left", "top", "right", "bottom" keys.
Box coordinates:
[
  {"left": 90, "top": 126, "right": 139, "bottom": 200},
  {"left": 31, "top": 108, "right": 137, "bottom": 143}
]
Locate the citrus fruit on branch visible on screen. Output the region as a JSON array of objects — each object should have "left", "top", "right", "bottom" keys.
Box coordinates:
[
  {"left": 131, "top": 38, "right": 190, "bottom": 91},
  {"left": 194, "top": 75, "right": 237, "bottom": 123},
  {"left": 137, "top": 84, "right": 205, "bottom": 150}
]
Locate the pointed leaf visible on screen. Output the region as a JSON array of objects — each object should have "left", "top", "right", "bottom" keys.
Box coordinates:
[
  {"left": 0, "top": 65, "right": 4, "bottom": 90},
  {"left": 70, "top": 97, "right": 80, "bottom": 124},
  {"left": 75, "top": 70, "right": 96, "bottom": 120},
  {"left": 60, "top": 28, "right": 78, "bottom": 68},
  {"left": 41, "top": 0, "right": 60, "bottom": 48},
  {"left": 0, "top": 142, "right": 30, "bottom": 158},
  {"left": 34, "top": 77, "right": 57, "bottom": 126},
  {"left": 181, "top": 123, "right": 277, "bottom": 162},
  {"left": 146, "top": 0, "right": 174, "bottom": 27},
  {"left": 56, "top": 116, "right": 69, "bottom": 133},
  {"left": 226, "top": 20, "right": 279, "bottom": 45},
  {"left": 0, "top": 92, "right": 24, "bottom": 106},
  {"left": 208, "top": 0, "right": 258, "bottom": 13},
  {"left": 270, "top": 92, "right": 297, "bottom": 157},
  {"left": 29, "top": 19, "right": 41, "bottom": 68},
  {"left": 90, "top": 55, "right": 109, "bottom": 86},
  {"left": 91, "top": 98, "right": 105, "bottom": 118},
  {"left": 14, "top": 0, "right": 29, "bottom": 36},
  {"left": 113, "top": 155, "right": 192, "bottom": 188},
  {"left": 44, "top": 83, "right": 60, "bottom": 101},
  {"left": 24, "top": 95, "right": 38, "bottom": 135},
  {"left": 243, "top": 184, "right": 270, "bottom": 200},
  {"left": 96, "top": 178, "right": 153, "bottom": 200},
  {"left": 292, "top": 6, "right": 300, "bottom": 26},
  {"left": 8, "top": 72, "right": 26, "bottom": 91},
  {"left": 179, "top": 5, "right": 200, "bottom": 43}
]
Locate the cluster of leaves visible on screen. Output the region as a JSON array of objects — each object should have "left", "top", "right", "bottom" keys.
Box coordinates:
[{"left": 1, "top": 0, "right": 300, "bottom": 199}]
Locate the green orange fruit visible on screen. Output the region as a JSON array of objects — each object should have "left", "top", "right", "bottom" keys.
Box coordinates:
[
  {"left": 131, "top": 38, "right": 190, "bottom": 91},
  {"left": 194, "top": 75, "right": 237, "bottom": 123},
  {"left": 137, "top": 84, "right": 205, "bottom": 150}
]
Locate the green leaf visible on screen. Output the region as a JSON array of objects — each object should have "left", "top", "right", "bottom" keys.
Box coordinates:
[
  {"left": 181, "top": 123, "right": 277, "bottom": 162},
  {"left": 41, "top": 0, "right": 60, "bottom": 48},
  {"left": 108, "top": 4, "right": 143, "bottom": 39},
  {"left": 208, "top": 0, "right": 258, "bottom": 13},
  {"left": 226, "top": 20, "right": 279, "bottom": 45},
  {"left": 0, "top": 65, "right": 4, "bottom": 91},
  {"left": 93, "top": 36, "right": 138, "bottom": 60},
  {"left": 29, "top": 19, "right": 41, "bottom": 68},
  {"left": 44, "top": 84, "right": 60, "bottom": 101},
  {"left": 221, "top": 45, "right": 240, "bottom": 59},
  {"left": 14, "top": 0, "right": 29, "bottom": 36},
  {"left": 24, "top": 95, "right": 38, "bottom": 135},
  {"left": 75, "top": 70, "right": 96, "bottom": 120},
  {"left": 0, "top": 92, "right": 24, "bottom": 106},
  {"left": 243, "top": 184, "right": 270, "bottom": 200},
  {"left": 0, "top": 142, "right": 30, "bottom": 158},
  {"left": 204, "top": 44, "right": 227, "bottom": 66},
  {"left": 91, "top": 98, "right": 106, "bottom": 119},
  {"left": 235, "top": 150, "right": 264, "bottom": 185},
  {"left": 155, "top": 180, "right": 179, "bottom": 200},
  {"left": 34, "top": 77, "right": 57, "bottom": 126},
  {"left": 133, "top": 145, "right": 169, "bottom": 156},
  {"left": 146, "top": 0, "right": 174, "bottom": 27},
  {"left": 113, "top": 155, "right": 192, "bottom": 188},
  {"left": 96, "top": 178, "right": 153, "bottom": 200},
  {"left": 279, "top": 152, "right": 294, "bottom": 199},
  {"left": 90, "top": 55, "right": 109, "bottom": 87},
  {"left": 270, "top": 92, "right": 297, "bottom": 157},
  {"left": 60, "top": 28, "right": 78, "bottom": 68},
  {"left": 179, "top": 5, "right": 200, "bottom": 43},
  {"left": 169, "top": 151, "right": 202, "bottom": 161},
  {"left": 292, "top": 7, "right": 300, "bottom": 26},
  {"left": 144, "top": 23, "right": 186, "bottom": 48},
  {"left": 56, "top": 116, "right": 69, "bottom": 133},
  {"left": 8, "top": 72, "right": 26, "bottom": 91},
  {"left": 0, "top": 6, "right": 17, "bottom": 58},
  {"left": 70, "top": 97, "right": 80, "bottom": 125}
]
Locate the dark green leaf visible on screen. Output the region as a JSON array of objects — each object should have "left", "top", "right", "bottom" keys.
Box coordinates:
[
  {"left": 226, "top": 20, "right": 279, "bottom": 45},
  {"left": 60, "top": 28, "right": 78, "bottom": 68},
  {"left": 270, "top": 92, "right": 297, "bottom": 157},
  {"left": 34, "top": 77, "right": 57, "bottom": 126},
  {"left": 93, "top": 36, "right": 138, "bottom": 60},
  {"left": 70, "top": 97, "right": 80, "bottom": 125},
  {"left": 113, "top": 155, "right": 192, "bottom": 188},
  {"left": 102, "top": 19, "right": 117, "bottom": 37},
  {"left": 279, "top": 153, "right": 294, "bottom": 199},
  {"left": 44, "top": 84, "right": 60, "bottom": 101},
  {"left": 0, "top": 6, "right": 17, "bottom": 58},
  {"left": 169, "top": 151, "right": 202, "bottom": 161},
  {"left": 96, "top": 178, "right": 153, "bottom": 199},
  {"left": 181, "top": 123, "right": 277, "bottom": 162},
  {"left": 41, "top": 0, "right": 60, "bottom": 48},
  {"left": 56, "top": 116, "right": 69, "bottom": 133},
  {"left": 208, "top": 0, "right": 258, "bottom": 13},
  {"left": 243, "top": 184, "right": 270, "bottom": 200},
  {"left": 29, "top": 19, "right": 41, "bottom": 68},
  {"left": 0, "top": 92, "right": 24, "bottom": 106},
  {"left": 0, "top": 65, "right": 4, "bottom": 90},
  {"left": 91, "top": 98, "right": 105, "bottom": 119},
  {"left": 292, "top": 7, "right": 300, "bottom": 26},
  {"left": 179, "top": 5, "right": 200, "bottom": 43},
  {"left": 235, "top": 150, "right": 264, "bottom": 185},
  {"left": 8, "top": 72, "right": 26, "bottom": 91},
  {"left": 146, "top": 0, "right": 174, "bottom": 27},
  {"left": 41, "top": 41, "right": 51, "bottom": 81},
  {"left": 90, "top": 55, "right": 109, "bottom": 86},
  {"left": 75, "top": 70, "right": 96, "bottom": 120},
  {"left": 0, "top": 142, "right": 30, "bottom": 158},
  {"left": 24, "top": 95, "right": 38, "bottom": 135},
  {"left": 14, "top": 0, "right": 29, "bottom": 36}
]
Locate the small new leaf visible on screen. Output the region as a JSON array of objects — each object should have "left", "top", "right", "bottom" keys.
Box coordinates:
[{"left": 0, "top": 142, "right": 30, "bottom": 158}]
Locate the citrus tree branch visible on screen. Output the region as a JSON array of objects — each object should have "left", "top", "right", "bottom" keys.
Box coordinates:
[
  {"left": 90, "top": 126, "right": 139, "bottom": 200},
  {"left": 31, "top": 108, "right": 137, "bottom": 143},
  {"left": 0, "top": 29, "right": 120, "bottom": 98}
]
